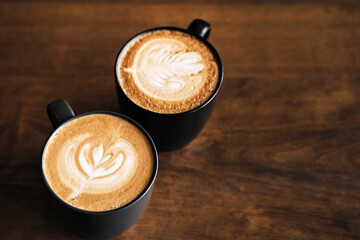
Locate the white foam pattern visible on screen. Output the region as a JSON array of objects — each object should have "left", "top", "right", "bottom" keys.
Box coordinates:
[
  {"left": 125, "top": 38, "right": 205, "bottom": 101},
  {"left": 59, "top": 134, "right": 137, "bottom": 199}
]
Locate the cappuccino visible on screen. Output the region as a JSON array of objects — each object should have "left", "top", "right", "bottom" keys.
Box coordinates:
[
  {"left": 42, "top": 114, "right": 154, "bottom": 212},
  {"left": 117, "top": 30, "right": 219, "bottom": 114}
]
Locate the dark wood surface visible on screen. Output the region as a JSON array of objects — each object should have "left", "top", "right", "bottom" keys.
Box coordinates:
[{"left": 1, "top": 1, "right": 360, "bottom": 239}]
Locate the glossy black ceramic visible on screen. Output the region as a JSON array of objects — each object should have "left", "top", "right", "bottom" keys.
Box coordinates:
[
  {"left": 114, "top": 19, "right": 224, "bottom": 151},
  {"left": 42, "top": 99, "right": 158, "bottom": 239}
]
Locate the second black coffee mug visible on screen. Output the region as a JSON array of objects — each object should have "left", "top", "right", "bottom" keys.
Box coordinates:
[
  {"left": 42, "top": 99, "right": 158, "bottom": 239},
  {"left": 114, "top": 19, "right": 224, "bottom": 151}
]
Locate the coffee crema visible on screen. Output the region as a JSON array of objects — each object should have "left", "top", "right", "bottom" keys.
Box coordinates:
[
  {"left": 42, "top": 114, "right": 154, "bottom": 212},
  {"left": 117, "top": 30, "right": 219, "bottom": 114}
]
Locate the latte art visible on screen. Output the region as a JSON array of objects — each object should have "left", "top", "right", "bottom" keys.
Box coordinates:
[
  {"left": 63, "top": 135, "right": 136, "bottom": 201},
  {"left": 117, "top": 30, "right": 219, "bottom": 113},
  {"left": 77, "top": 142, "right": 126, "bottom": 180},
  {"left": 125, "top": 42, "right": 204, "bottom": 100},
  {"left": 43, "top": 114, "right": 154, "bottom": 212}
]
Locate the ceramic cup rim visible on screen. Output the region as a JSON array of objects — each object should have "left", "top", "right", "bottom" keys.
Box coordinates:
[
  {"left": 114, "top": 26, "right": 224, "bottom": 117},
  {"left": 41, "top": 110, "right": 159, "bottom": 215}
]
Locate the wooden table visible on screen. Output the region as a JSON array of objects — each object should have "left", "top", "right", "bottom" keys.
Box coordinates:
[{"left": 1, "top": 1, "right": 359, "bottom": 239}]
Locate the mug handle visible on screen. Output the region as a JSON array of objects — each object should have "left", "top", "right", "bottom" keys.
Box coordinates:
[
  {"left": 187, "top": 19, "right": 211, "bottom": 40},
  {"left": 47, "top": 99, "right": 75, "bottom": 129}
]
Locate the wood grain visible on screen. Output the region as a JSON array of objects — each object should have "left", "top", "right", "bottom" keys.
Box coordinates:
[{"left": 0, "top": 1, "right": 360, "bottom": 239}]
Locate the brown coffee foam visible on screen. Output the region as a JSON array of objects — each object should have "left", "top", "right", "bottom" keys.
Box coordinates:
[
  {"left": 43, "top": 114, "right": 154, "bottom": 212},
  {"left": 117, "top": 30, "right": 219, "bottom": 114}
]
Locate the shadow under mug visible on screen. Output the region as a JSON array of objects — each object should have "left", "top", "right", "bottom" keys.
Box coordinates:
[
  {"left": 41, "top": 99, "right": 158, "bottom": 239},
  {"left": 114, "top": 19, "right": 224, "bottom": 151}
]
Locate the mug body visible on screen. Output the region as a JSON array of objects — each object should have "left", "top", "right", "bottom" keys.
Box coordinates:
[
  {"left": 47, "top": 180, "right": 155, "bottom": 239},
  {"left": 42, "top": 105, "right": 158, "bottom": 239},
  {"left": 114, "top": 21, "right": 224, "bottom": 151}
]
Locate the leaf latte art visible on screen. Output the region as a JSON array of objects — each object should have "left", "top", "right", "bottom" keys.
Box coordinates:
[
  {"left": 43, "top": 114, "right": 154, "bottom": 212},
  {"left": 77, "top": 143, "right": 125, "bottom": 180},
  {"left": 63, "top": 135, "right": 136, "bottom": 200},
  {"left": 118, "top": 30, "right": 219, "bottom": 113},
  {"left": 126, "top": 43, "right": 204, "bottom": 98}
]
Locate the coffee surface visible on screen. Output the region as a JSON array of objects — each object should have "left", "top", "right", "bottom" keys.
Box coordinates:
[
  {"left": 117, "top": 30, "right": 219, "bottom": 114},
  {"left": 42, "top": 114, "right": 154, "bottom": 212}
]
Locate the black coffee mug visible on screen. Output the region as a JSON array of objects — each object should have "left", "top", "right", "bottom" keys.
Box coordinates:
[
  {"left": 114, "top": 19, "right": 224, "bottom": 151},
  {"left": 42, "top": 99, "right": 158, "bottom": 239}
]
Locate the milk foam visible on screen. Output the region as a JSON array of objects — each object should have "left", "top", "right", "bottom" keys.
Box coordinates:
[
  {"left": 118, "top": 30, "right": 219, "bottom": 114},
  {"left": 62, "top": 134, "right": 137, "bottom": 200},
  {"left": 124, "top": 38, "right": 205, "bottom": 101},
  {"left": 43, "top": 114, "right": 154, "bottom": 211}
]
